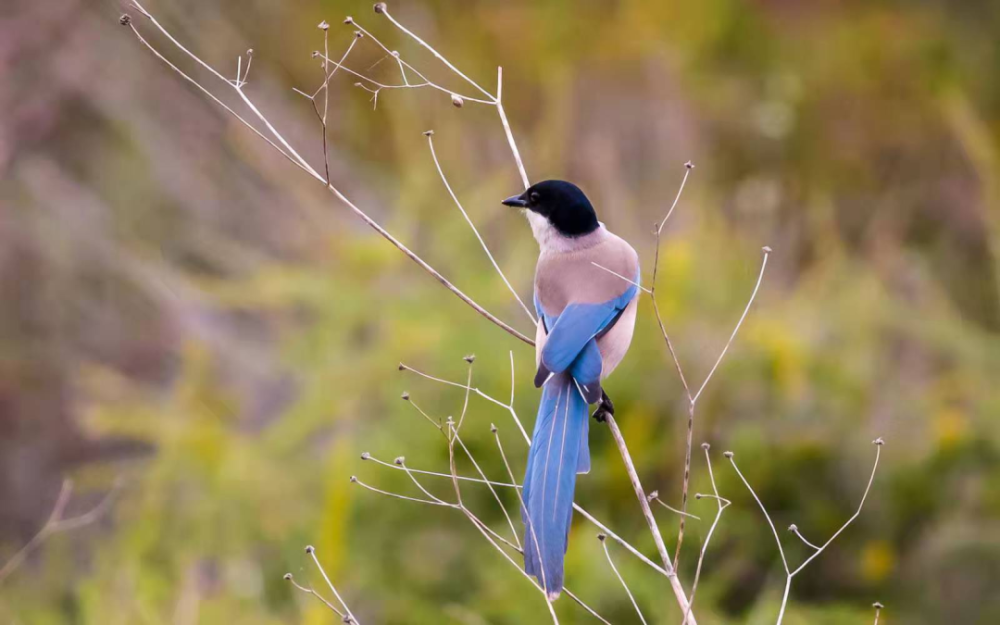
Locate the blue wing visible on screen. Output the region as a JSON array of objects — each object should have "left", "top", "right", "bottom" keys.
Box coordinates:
[{"left": 534, "top": 283, "right": 637, "bottom": 394}]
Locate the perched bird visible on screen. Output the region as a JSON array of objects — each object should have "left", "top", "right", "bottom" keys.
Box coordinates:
[{"left": 502, "top": 180, "right": 639, "bottom": 599}]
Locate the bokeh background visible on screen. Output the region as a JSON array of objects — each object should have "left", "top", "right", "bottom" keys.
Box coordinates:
[{"left": 3, "top": 0, "right": 1000, "bottom": 623}]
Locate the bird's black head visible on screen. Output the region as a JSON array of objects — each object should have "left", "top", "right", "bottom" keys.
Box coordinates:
[{"left": 502, "top": 180, "right": 599, "bottom": 237}]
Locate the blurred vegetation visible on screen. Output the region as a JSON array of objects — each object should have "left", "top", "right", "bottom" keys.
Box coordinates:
[{"left": 2, "top": 0, "right": 1000, "bottom": 622}]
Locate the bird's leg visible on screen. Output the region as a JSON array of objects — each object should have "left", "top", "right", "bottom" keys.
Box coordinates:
[{"left": 592, "top": 390, "right": 614, "bottom": 423}]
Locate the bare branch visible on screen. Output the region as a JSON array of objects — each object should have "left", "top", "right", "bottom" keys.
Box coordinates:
[
  {"left": 126, "top": 2, "right": 533, "bottom": 347},
  {"left": 599, "top": 534, "right": 647, "bottom": 625},
  {"left": 605, "top": 416, "right": 697, "bottom": 623},
  {"left": 692, "top": 246, "right": 771, "bottom": 404},
  {"left": 376, "top": 4, "right": 495, "bottom": 101},
  {"left": 0, "top": 479, "right": 120, "bottom": 585},
  {"left": 284, "top": 573, "right": 346, "bottom": 619},
  {"left": 496, "top": 67, "right": 530, "bottom": 189},
  {"left": 306, "top": 546, "right": 358, "bottom": 623},
  {"left": 788, "top": 524, "right": 821, "bottom": 551},
  {"left": 872, "top": 602, "right": 884, "bottom": 625},
  {"left": 683, "top": 445, "right": 731, "bottom": 625},
  {"left": 657, "top": 161, "right": 694, "bottom": 234},
  {"left": 426, "top": 131, "right": 536, "bottom": 323},
  {"left": 728, "top": 439, "right": 884, "bottom": 625}
]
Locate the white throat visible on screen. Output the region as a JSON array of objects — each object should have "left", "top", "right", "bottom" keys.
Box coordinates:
[{"left": 525, "top": 211, "right": 607, "bottom": 253}]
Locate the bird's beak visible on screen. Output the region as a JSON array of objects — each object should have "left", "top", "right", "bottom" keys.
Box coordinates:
[{"left": 501, "top": 192, "right": 528, "bottom": 208}]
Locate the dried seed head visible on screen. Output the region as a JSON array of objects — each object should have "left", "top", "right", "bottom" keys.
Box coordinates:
[
  {"left": 701, "top": 442, "right": 711, "bottom": 450},
  {"left": 788, "top": 524, "right": 798, "bottom": 532},
  {"left": 373, "top": 2, "right": 387, "bottom": 14},
  {"left": 119, "top": 14, "right": 131, "bottom": 26},
  {"left": 397, "top": 362, "right": 405, "bottom": 371},
  {"left": 873, "top": 437, "right": 885, "bottom": 446},
  {"left": 354, "top": 82, "right": 363, "bottom": 87},
  {"left": 344, "top": 16, "right": 354, "bottom": 24},
  {"left": 422, "top": 129, "right": 435, "bottom": 137},
  {"left": 247, "top": 48, "right": 254, "bottom": 56},
  {"left": 723, "top": 451, "right": 734, "bottom": 458},
  {"left": 451, "top": 94, "right": 465, "bottom": 108},
  {"left": 401, "top": 391, "right": 410, "bottom": 400},
  {"left": 490, "top": 423, "right": 498, "bottom": 433},
  {"left": 873, "top": 602, "right": 884, "bottom": 609},
  {"left": 318, "top": 20, "right": 330, "bottom": 30},
  {"left": 695, "top": 493, "right": 703, "bottom": 500},
  {"left": 391, "top": 50, "right": 400, "bottom": 58},
  {"left": 349, "top": 475, "right": 358, "bottom": 483},
  {"left": 597, "top": 533, "right": 607, "bottom": 541},
  {"left": 647, "top": 490, "right": 659, "bottom": 501},
  {"left": 305, "top": 545, "right": 315, "bottom": 554},
  {"left": 312, "top": 51, "right": 320, "bottom": 58},
  {"left": 463, "top": 354, "right": 475, "bottom": 363},
  {"left": 360, "top": 451, "right": 371, "bottom": 460},
  {"left": 762, "top": 245, "right": 773, "bottom": 253},
  {"left": 394, "top": 456, "right": 405, "bottom": 466},
  {"left": 685, "top": 160, "right": 695, "bottom": 169},
  {"left": 283, "top": 573, "right": 293, "bottom": 581},
  {"left": 355, "top": 30, "right": 363, "bottom": 39}
]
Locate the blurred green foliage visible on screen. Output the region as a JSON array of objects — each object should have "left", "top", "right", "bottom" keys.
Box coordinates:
[{"left": 2, "top": 0, "right": 1000, "bottom": 623}]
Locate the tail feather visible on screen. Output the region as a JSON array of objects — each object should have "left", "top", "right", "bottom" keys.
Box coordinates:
[{"left": 522, "top": 373, "right": 588, "bottom": 598}]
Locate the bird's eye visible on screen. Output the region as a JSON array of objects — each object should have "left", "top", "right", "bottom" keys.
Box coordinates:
[{"left": 529, "top": 192, "right": 540, "bottom": 203}]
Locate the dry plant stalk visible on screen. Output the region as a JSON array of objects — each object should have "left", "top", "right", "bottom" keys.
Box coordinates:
[
  {"left": 122, "top": 3, "right": 885, "bottom": 623},
  {"left": 0, "top": 479, "right": 120, "bottom": 586}
]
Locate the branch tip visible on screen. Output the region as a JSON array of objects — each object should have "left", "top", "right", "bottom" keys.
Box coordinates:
[
  {"left": 344, "top": 16, "right": 354, "bottom": 24},
  {"left": 305, "top": 545, "right": 315, "bottom": 554},
  {"left": 318, "top": 20, "right": 330, "bottom": 30},
  {"left": 422, "top": 129, "right": 434, "bottom": 136},
  {"left": 394, "top": 456, "right": 405, "bottom": 466},
  {"left": 490, "top": 423, "right": 498, "bottom": 433},
  {"left": 685, "top": 160, "right": 695, "bottom": 169},
  {"left": 451, "top": 94, "right": 465, "bottom": 108},
  {"left": 360, "top": 451, "right": 371, "bottom": 460},
  {"left": 397, "top": 363, "right": 405, "bottom": 371},
  {"left": 355, "top": 30, "right": 363, "bottom": 39},
  {"left": 597, "top": 533, "right": 607, "bottom": 542},
  {"left": 349, "top": 475, "right": 358, "bottom": 483},
  {"left": 701, "top": 442, "right": 711, "bottom": 450},
  {"left": 283, "top": 573, "right": 293, "bottom": 580},
  {"left": 873, "top": 437, "right": 885, "bottom": 446},
  {"left": 873, "top": 602, "right": 884, "bottom": 609},
  {"left": 723, "top": 451, "right": 734, "bottom": 458},
  {"left": 119, "top": 14, "right": 131, "bottom": 26},
  {"left": 401, "top": 391, "right": 410, "bottom": 400},
  {"left": 647, "top": 490, "right": 659, "bottom": 502},
  {"left": 373, "top": 2, "right": 387, "bottom": 14},
  {"left": 762, "top": 245, "right": 772, "bottom": 253},
  {"left": 463, "top": 354, "right": 476, "bottom": 363},
  {"left": 788, "top": 524, "right": 798, "bottom": 532}
]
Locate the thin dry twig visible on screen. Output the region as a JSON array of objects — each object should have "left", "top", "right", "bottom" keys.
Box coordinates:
[
  {"left": 599, "top": 534, "right": 648, "bottom": 625},
  {"left": 872, "top": 602, "right": 884, "bottom": 625},
  {"left": 0, "top": 479, "right": 120, "bottom": 586},
  {"left": 426, "top": 131, "right": 535, "bottom": 324},
  {"left": 283, "top": 573, "right": 346, "bottom": 619},
  {"left": 125, "top": 1, "right": 534, "bottom": 347},
  {"left": 683, "top": 444, "right": 731, "bottom": 625},
  {"left": 727, "top": 439, "right": 885, "bottom": 625},
  {"left": 306, "top": 545, "right": 358, "bottom": 623}
]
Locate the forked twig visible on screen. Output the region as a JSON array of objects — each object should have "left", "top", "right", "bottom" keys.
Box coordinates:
[
  {"left": 683, "top": 444, "right": 731, "bottom": 625},
  {"left": 125, "top": 1, "right": 534, "bottom": 347},
  {"left": 0, "top": 479, "right": 120, "bottom": 585},
  {"left": 727, "top": 439, "right": 885, "bottom": 625}
]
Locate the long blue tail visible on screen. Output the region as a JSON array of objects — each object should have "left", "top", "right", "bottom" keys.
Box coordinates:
[{"left": 522, "top": 373, "right": 589, "bottom": 599}]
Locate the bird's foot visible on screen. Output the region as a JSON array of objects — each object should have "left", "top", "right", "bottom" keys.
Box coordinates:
[{"left": 593, "top": 391, "right": 614, "bottom": 423}]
